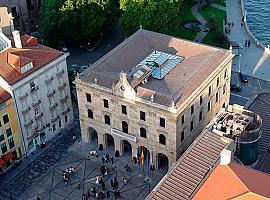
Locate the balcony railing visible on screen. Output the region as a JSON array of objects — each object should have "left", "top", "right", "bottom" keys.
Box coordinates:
[
  {"left": 58, "top": 82, "right": 66, "bottom": 90},
  {"left": 45, "top": 75, "right": 53, "bottom": 83},
  {"left": 51, "top": 115, "right": 59, "bottom": 123},
  {"left": 49, "top": 102, "right": 58, "bottom": 110},
  {"left": 19, "top": 92, "right": 28, "bottom": 100},
  {"left": 24, "top": 119, "right": 33, "bottom": 127},
  {"left": 22, "top": 105, "right": 31, "bottom": 114},
  {"left": 32, "top": 99, "right": 41, "bottom": 107},
  {"left": 34, "top": 112, "right": 43, "bottom": 120},
  {"left": 111, "top": 128, "right": 137, "bottom": 143},
  {"left": 56, "top": 68, "right": 65, "bottom": 76},
  {"left": 62, "top": 107, "right": 70, "bottom": 115},
  {"left": 47, "top": 89, "right": 55, "bottom": 97},
  {"left": 60, "top": 95, "right": 68, "bottom": 103}
]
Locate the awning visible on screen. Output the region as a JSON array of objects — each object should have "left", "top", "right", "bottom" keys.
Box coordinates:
[
  {"left": 0, "top": 159, "right": 6, "bottom": 167},
  {"left": 4, "top": 152, "right": 15, "bottom": 162}
]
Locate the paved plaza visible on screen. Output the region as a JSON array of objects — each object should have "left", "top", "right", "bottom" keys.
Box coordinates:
[{"left": 0, "top": 132, "right": 166, "bottom": 200}]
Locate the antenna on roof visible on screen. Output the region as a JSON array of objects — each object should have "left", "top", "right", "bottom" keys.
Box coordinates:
[{"left": 139, "top": 24, "right": 142, "bottom": 29}]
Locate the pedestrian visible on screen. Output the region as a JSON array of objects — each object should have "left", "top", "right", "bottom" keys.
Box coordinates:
[
  {"left": 123, "top": 175, "right": 127, "bottom": 184},
  {"left": 37, "top": 197, "right": 40, "bottom": 200},
  {"left": 9, "top": 192, "right": 13, "bottom": 200},
  {"left": 242, "top": 16, "right": 244, "bottom": 22},
  {"left": 117, "top": 191, "right": 121, "bottom": 199},
  {"left": 101, "top": 181, "right": 105, "bottom": 190},
  {"left": 111, "top": 156, "right": 114, "bottom": 164},
  {"left": 107, "top": 191, "right": 110, "bottom": 199},
  {"left": 72, "top": 133, "right": 76, "bottom": 140},
  {"left": 114, "top": 191, "right": 117, "bottom": 199},
  {"left": 232, "top": 22, "right": 234, "bottom": 28},
  {"left": 95, "top": 192, "right": 100, "bottom": 200},
  {"left": 114, "top": 180, "right": 119, "bottom": 190},
  {"left": 228, "top": 29, "right": 231, "bottom": 34},
  {"left": 111, "top": 179, "right": 115, "bottom": 190},
  {"left": 102, "top": 156, "right": 105, "bottom": 164},
  {"left": 228, "top": 22, "right": 231, "bottom": 28},
  {"left": 245, "top": 40, "right": 247, "bottom": 47},
  {"left": 248, "top": 39, "right": 251, "bottom": 47},
  {"left": 105, "top": 153, "right": 109, "bottom": 162},
  {"left": 241, "top": 22, "right": 243, "bottom": 26},
  {"left": 78, "top": 182, "right": 81, "bottom": 190}
]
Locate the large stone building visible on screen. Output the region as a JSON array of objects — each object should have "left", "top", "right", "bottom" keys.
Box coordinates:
[
  {"left": 0, "top": 31, "right": 73, "bottom": 154},
  {"left": 0, "top": 87, "right": 24, "bottom": 174},
  {"left": 75, "top": 29, "right": 234, "bottom": 168},
  {"left": 0, "top": 6, "right": 14, "bottom": 36}
]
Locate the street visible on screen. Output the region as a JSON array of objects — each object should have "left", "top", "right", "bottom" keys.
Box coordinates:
[{"left": 230, "top": 71, "right": 270, "bottom": 106}]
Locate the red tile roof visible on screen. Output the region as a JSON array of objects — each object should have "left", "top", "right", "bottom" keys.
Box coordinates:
[
  {"left": 147, "top": 130, "right": 232, "bottom": 200},
  {"left": 0, "top": 35, "right": 64, "bottom": 85},
  {"left": 0, "top": 86, "right": 11, "bottom": 104},
  {"left": 193, "top": 163, "right": 270, "bottom": 200},
  {"left": 80, "top": 29, "right": 233, "bottom": 107}
]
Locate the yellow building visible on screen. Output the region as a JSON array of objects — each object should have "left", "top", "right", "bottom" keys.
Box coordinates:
[{"left": 0, "top": 87, "right": 24, "bottom": 173}]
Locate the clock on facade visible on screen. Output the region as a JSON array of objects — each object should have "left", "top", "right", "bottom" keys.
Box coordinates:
[{"left": 120, "top": 86, "right": 125, "bottom": 91}]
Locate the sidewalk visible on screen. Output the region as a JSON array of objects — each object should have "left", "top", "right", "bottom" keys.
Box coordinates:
[
  {"left": 0, "top": 120, "right": 79, "bottom": 190},
  {"left": 226, "top": 0, "right": 270, "bottom": 81}
]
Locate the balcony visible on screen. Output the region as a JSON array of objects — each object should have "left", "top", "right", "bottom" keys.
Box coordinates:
[
  {"left": 24, "top": 119, "right": 33, "bottom": 127},
  {"left": 22, "top": 105, "right": 31, "bottom": 114},
  {"left": 26, "top": 126, "right": 45, "bottom": 141},
  {"left": 60, "top": 95, "right": 68, "bottom": 103},
  {"left": 32, "top": 99, "right": 41, "bottom": 107},
  {"left": 111, "top": 128, "right": 137, "bottom": 143},
  {"left": 30, "top": 85, "right": 39, "bottom": 93},
  {"left": 45, "top": 75, "right": 53, "bottom": 83},
  {"left": 56, "top": 68, "right": 65, "bottom": 76},
  {"left": 19, "top": 92, "right": 28, "bottom": 100},
  {"left": 47, "top": 89, "right": 55, "bottom": 97},
  {"left": 62, "top": 107, "right": 70, "bottom": 115},
  {"left": 34, "top": 112, "right": 43, "bottom": 120},
  {"left": 58, "top": 82, "right": 66, "bottom": 90},
  {"left": 51, "top": 115, "right": 59, "bottom": 123},
  {"left": 49, "top": 102, "right": 58, "bottom": 110}
]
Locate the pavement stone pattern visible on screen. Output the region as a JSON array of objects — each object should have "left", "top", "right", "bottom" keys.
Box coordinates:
[
  {"left": 0, "top": 124, "right": 81, "bottom": 200},
  {"left": 0, "top": 135, "right": 166, "bottom": 200}
]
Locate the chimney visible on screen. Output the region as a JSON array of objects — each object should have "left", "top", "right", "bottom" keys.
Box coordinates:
[
  {"left": 12, "top": 30, "right": 22, "bottom": 48},
  {"left": 220, "top": 149, "right": 232, "bottom": 165}
]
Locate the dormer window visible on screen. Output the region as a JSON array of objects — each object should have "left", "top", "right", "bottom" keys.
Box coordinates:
[{"left": 21, "top": 62, "right": 33, "bottom": 73}]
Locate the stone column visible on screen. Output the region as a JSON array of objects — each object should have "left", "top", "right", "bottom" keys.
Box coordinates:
[
  {"left": 132, "top": 145, "right": 138, "bottom": 159},
  {"left": 114, "top": 137, "right": 122, "bottom": 156},
  {"left": 80, "top": 120, "right": 89, "bottom": 143},
  {"left": 98, "top": 133, "right": 105, "bottom": 149}
]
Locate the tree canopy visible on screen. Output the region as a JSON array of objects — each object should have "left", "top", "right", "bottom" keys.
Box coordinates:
[
  {"left": 39, "top": 0, "right": 119, "bottom": 47},
  {"left": 119, "top": 0, "right": 182, "bottom": 36}
]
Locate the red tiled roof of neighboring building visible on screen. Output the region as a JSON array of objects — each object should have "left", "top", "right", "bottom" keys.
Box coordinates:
[
  {"left": 80, "top": 29, "right": 233, "bottom": 107},
  {"left": 0, "top": 35, "right": 64, "bottom": 85},
  {"left": 146, "top": 131, "right": 232, "bottom": 200},
  {"left": 193, "top": 163, "right": 270, "bottom": 200},
  {"left": 0, "top": 86, "right": 11, "bottom": 104}
]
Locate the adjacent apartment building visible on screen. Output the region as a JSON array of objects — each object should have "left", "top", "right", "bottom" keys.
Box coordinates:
[
  {"left": 0, "top": 30, "right": 73, "bottom": 154},
  {"left": 75, "top": 29, "right": 234, "bottom": 169},
  {"left": 0, "top": 87, "right": 24, "bottom": 174}
]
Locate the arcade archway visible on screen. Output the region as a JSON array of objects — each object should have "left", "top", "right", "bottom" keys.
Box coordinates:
[
  {"left": 122, "top": 140, "right": 132, "bottom": 156},
  {"left": 105, "top": 133, "right": 115, "bottom": 151},
  {"left": 157, "top": 153, "right": 169, "bottom": 171},
  {"left": 88, "top": 127, "right": 98, "bottom": 146}
]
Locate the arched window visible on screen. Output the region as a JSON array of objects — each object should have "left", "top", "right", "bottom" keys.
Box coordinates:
[
  {"left": 140, "top": 127, "right": 146, "bottom": 138},
  {"left": 159, "top": 134, "right": 166, "bottom": 145},
  {"left": 88, "top": 109, "right": 93, "bottom": 119},
  {"left": 104, "top": 115, "right": 110, "bottom": 125},
  {"left": 122, "top": 121, "right": 128, "bottom": 133}
]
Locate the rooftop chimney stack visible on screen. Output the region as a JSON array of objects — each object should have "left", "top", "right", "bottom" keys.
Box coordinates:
[
  {"left": 12, "top": 30, "right": 22, "bottom": 48},
  {"left": 220, "top": 149, "right": 232, "bottom": 165}
]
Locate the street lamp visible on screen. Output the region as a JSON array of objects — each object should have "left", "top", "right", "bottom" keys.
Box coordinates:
[{"left": 238, "top": 54, "right": 242, "bottom": 73}]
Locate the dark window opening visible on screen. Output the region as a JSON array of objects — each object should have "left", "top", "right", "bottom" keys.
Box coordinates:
[
  {"left": 208, "top": 101, "right": 211, "bottom": 112},
  {"left": 217, "top": 77, "right": 220, "bottom": 87},
  {"left": 159, "top": 134, "right": 166, "bottom": 145},
  {"left": 200, "top": 96, "right": 203, "bottom": 105},
  {"left": 88, "top": 109, "right": 93, "bottom": 119},
  {"left": 160, "top": 117, "right": 165, "bottom": 128},
  {"left": 209, "top": 86, "right": 211, "bottom": 96},
  {"left": 3, "top": 114, "right": 9, "bottom": 124},
  {"left": 140, "top": 111, "right": 145, "bottom": 121},
  {"left": 199, "top": 111, "right": 203, "bottom": 121},
  {"left": 190, "top": 121, "right": 194, "bottom": 131},
  {"left": 122, "top": 105, "right": 127, "bottom": 114},
  {"left": 191, "top": 105, "right": 194, "bottom": 114},
  {"left": 216, "top": 92, "right": 219, "bottom": 102},
  {"left": 140, "top": 127, "right": 146, "bottom": 138},
  {"left": 181, "top": 131, "right": 185, "bottom": 142},
  {"left": 103, "top": 99, "right": 109, "bottom": 108},
  {"left": 86, "top": 93, "right": 91, "bottom": 102},
  {"left": 181, "top": 115, "right": 185, "bottom": 125},
  {"left": 6, "top": 128, "right": 12, "bottom": 137},
  {"left": 104, "top": 115, "right": 110, "bottom": 125},
  {"left": 122, "top": 121, "right": 128, "bottom": 133}
]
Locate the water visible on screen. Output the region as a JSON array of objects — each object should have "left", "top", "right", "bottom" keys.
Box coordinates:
[{"left": 244, "top": 0, "right": 270, "bottom": 46}]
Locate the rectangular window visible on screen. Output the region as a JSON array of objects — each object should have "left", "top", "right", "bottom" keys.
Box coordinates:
[
  {"left": 140, "top": 111, "right": 145, "bottom": 121},
  {"left": 52, "top": 124, "right": 56, "bottom": 131},
  {"left": 65, "top": 115, "right": 68, "bottom": 123},
  {"left": 3, "top": 114, "right": 9, "bottom": 124},
  {"left": 208, "top": 86, "right": 211, "bottom": 96},
  {"left": 224, "top": 69, "right": 227, "bottom": 79},
  {"left": 223, "top": 84, "right": 226, "bottom": 94},
  {"left": 181, "top": 131, "right": 185, "bottom": 143},
  {"left": 216, "top": 92, "right": 219, "bottom": 102},
  {"left": 190, "top": 121, "right": 194, "bottom": 131},
  {"left": 59, "top": 120, "right": 62, "bottom": 128},
  {"left": 86, "top": 93, "right": 91, "bottom": 102},
  {"left": 199, "top": 111, "right": 203, "bottom": 121},
  {"left": 200, "top": 95, "right": 203, "bottom": 105},
  {"left": 0, "top": 120, "right": 1, "bottom": 127},
  {"left": 122, "top": 105, "right": 127, "bottom": 114},
  {"left": 191, "top": 105, "right": 194, "bottom": 115},
  {"left": 6, "top": 128, "right": 12, "bottom": 137},
  {"left": 208, "top": 101, "right": 211, "bottom": 112},
  {"left": 0, "top": 134, "right": 4, "bottom": 142},
  {"left": 103, "top": 99, "right": 109, "bottom": 108},
  {"left": 160, "top": 117, "right": 165, "bottom": 128},
  {"left": 217, "top": 77, "right": 219, "bottom": 87},
  {"left": 181, "top": 115, "right": 185, "bottom": 125},
  {"left": 88, "top": 109, "right": 93, "bottom": 119},
  {"left": 8, "top": 137, "right": 15, "bottom": 149},
  {"left": 1, "top": 142, "right": 7, "bottom": 154}
]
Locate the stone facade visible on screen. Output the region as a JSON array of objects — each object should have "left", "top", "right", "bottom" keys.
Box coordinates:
[
  {"left": 0, "top": 6, "right": 14, "bottom": 36},
  {"left": 76, "top": 58, "right": 233, "bottom": 169}
]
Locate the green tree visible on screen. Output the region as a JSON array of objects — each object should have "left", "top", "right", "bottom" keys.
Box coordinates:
[{"left": 120, "top": 0, "right": 180, "bottom": 36}]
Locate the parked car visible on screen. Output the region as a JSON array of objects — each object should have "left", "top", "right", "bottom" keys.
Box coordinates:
[
  {"left": 239, "top": 72, "right": 248, "bottom": 83},
  {"left": 61, "top": 47, "right": 70, "bottom": 57},
  {"left": 230, "top": 82, "right": 242, "bottom": 91}
]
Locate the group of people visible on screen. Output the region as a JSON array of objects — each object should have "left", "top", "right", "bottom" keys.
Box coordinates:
[
  {"left": 111, "top": 177, "right": 121, "bottom": 199},
  {"left": 102, "top": 153, "right": 114, "bottom": 164},
  {"left": 245, "top": 39, "right": 251, "bottom": 47},
  {"left": 225, "top": 19, "right": 234, "bottom": 35},
  {"left": 62, "top": 166, "right": 75, "bottom": 184},
  {"left": 82, "top": 186, "right": 110, "bottom": 200},
  {"left": 100, "top": 164, "right": 109, "bottom": 176}
]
